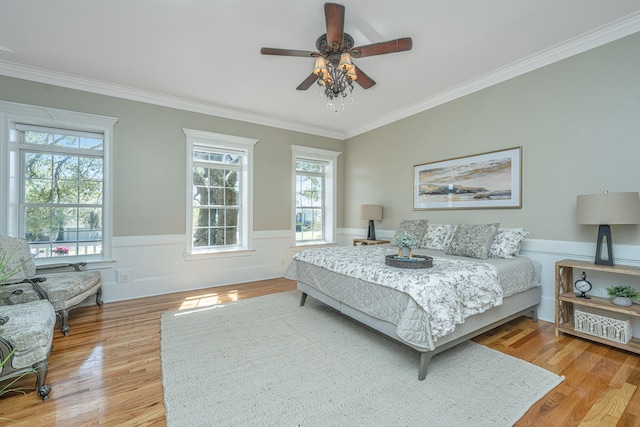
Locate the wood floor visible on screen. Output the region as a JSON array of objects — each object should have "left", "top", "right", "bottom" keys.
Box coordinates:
[{"left": 1, "top": 277, "right": 640, "bottom": 426}]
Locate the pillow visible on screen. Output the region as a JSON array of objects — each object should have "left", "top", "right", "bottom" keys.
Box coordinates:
[
  {"left": 445, "top": 223, "right": 500, "bottom": 259},
  {"left": 489, "top": 229, "right": 529, "bottom": 258},
  {"left": 420, "top": 224, "right": 458, "bottom": 250},
  {"left": 391, "top": 219, "right": 429, "bottom": 247},
  {"left": 0, "top": 235, "right": 37, "bottom": 284}
]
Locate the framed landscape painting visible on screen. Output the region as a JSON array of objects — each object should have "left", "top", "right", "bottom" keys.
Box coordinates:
[{"left": 413, "top": 147, "right": 522, "bottom": 210}]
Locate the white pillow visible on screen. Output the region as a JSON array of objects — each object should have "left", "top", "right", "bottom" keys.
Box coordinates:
[{"left": 489, "top": 229, "right": 529, "bottom": 258}]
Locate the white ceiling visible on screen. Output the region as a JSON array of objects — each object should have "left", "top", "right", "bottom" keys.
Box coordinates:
[{"left": 1, "top": 1, "right": 640, "bottom": 140}]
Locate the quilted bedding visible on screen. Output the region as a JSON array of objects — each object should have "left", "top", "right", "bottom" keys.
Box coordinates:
[{"left": 284, "top": 245, "right": 539, "bottom": 350}]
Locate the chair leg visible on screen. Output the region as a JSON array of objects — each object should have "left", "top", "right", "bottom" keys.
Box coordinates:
[
  {"left": 58, "top": 309, "right": 70, "bottom": 336},
  {"left": 33, "top": 359, "right": 51, "bottom": 401},
  {"left": 96, "top": 287, "right": 104, "bottom": 307}
]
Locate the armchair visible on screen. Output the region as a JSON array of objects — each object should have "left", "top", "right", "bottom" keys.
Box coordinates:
[
  {"left": 0, "top": 236, "right": 103, "bottom": 336},
  {"left": 0, "top": 300, "right": 55, "bottom": 400}
]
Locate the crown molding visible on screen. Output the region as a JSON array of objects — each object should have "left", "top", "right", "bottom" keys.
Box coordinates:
[
  {"left": 1, "top": 11, "right": 639, "bottom": 141},
  {"left": 344, "top": 11, "right": 640, "bottom": 139},
  {"left": 0, "top": 60, "right": 346, "bottom": 140}
]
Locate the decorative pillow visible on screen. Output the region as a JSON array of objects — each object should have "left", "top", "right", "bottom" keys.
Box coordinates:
[
  {"left": 391, "top": 219, "right": 429, "bottom": 247},
  {"left": 489, "top": 229, "right": 529, "bottom": 258},
  {"left": 445, "top": 223, "right": 500, "bottom": 259},
  {"left": 420, "top": 224, "right": 458, "bottom": 250},
  {"left": 0, "top": 236, "right": 36, "bottom": 284}
]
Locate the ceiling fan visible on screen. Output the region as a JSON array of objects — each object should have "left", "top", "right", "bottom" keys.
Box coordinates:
[{"left": 260, "top": 2, "right": 412, "bottom": 99}]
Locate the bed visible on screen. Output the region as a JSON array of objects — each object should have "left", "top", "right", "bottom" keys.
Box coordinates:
[{"left": 284, "top": 223, "right": 541, "bottom": 380}]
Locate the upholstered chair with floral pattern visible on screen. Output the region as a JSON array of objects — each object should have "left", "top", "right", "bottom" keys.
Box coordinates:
[
  {"left": 0, "top": 235, "right": 103, "bottom": 336},
  {"left": 0, "top": 299, "right": 55, "bottom": 400}
]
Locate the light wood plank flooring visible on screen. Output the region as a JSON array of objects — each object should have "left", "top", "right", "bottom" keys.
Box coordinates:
[{"left": 1, "top": 277, "right": 639, "bottom": 426}]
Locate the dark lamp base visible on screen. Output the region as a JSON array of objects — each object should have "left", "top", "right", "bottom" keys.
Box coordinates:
[
  {"left": 367, "top": 220, "right": 376, "bottom": 241},
  {"left": 595, "top": 224, "right": 614, "bottom": 266}
]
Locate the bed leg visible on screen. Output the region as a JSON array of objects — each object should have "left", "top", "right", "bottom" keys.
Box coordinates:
[
  {"left": 531, "top": 307, "right": 538, "bottom": 323},
  {"left": 299, "top": 292, "right": 308, "bottom": 307},
  {"left": 418, "top": 352, "right": 432, "bottom": 381}
]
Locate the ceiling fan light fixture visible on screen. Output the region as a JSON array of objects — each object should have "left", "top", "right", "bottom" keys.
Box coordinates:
[
  {"left": 313, "top": 57, "right": 328, "bottom": 75},
  {"left": 338, "top": 52, "right": 354, "bottom": 71},
  {"left": 314, "top": 60, "right": 355, "bottom": 114},
  {"left": 260, "top": 3, "right": 412, "bottom": 114},
  {"left": 347, "top": 67, "right": 357, "bottom": 81}
]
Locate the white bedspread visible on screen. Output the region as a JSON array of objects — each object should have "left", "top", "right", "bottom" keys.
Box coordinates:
[{"left": 290, "top": 245, "right": 504, "bottom": 340}]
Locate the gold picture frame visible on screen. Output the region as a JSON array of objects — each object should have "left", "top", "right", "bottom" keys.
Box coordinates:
[{"left": 413, "top": 147, "right": 522, "bottom": 210}]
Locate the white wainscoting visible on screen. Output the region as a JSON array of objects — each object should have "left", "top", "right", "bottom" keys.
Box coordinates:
[
  {"left": 102, "top": 230, "right": 298, "bottom": 302},
  {"left": 100, "top": 228, "right": 640, "bottom": 336}
]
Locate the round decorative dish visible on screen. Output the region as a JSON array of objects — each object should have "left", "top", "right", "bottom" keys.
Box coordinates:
[{"left": 385, "top": 254, "right": 433, "bottom": 269}]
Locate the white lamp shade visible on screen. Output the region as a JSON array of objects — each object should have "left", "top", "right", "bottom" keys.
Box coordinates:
[
  {"left": 577, "top": 192, "right": 640, "bottom": 225},
  {"left": 361, "top": 204, "right": 383, "bottom": 221}
]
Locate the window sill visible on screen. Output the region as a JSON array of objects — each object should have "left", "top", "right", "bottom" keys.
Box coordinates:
[
  {"left": 291, "top": 241, "right": 338, "bottom": 250},
  {"left": 183, "top": 248, "right": 256, "bottom": 261}
]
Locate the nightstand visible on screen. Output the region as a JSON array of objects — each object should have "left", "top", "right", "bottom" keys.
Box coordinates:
[{"left": 353, "top": 239, "right": 390, "bottom": 246}]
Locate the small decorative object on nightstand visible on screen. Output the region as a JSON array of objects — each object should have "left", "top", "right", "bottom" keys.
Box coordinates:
[
  {"left": 574, "top": 271, "right": 592, "bottom": 299},
  {"left": 605, "top": 285, "right": 639, "bottom": 307}
]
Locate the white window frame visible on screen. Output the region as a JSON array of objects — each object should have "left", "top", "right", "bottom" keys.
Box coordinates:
[
  {"left": 291, "top": 145, "right": 340, "bottom": 246},
  {"left": 0, "top": 100, "right": 117, "bottom": 265},
  {"left": 184, "top": 129, "right": 257, "bottom": 258}
]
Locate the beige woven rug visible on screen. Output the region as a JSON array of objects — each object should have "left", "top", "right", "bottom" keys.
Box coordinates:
[{"left": 161, "top": 291, "right": 562, "bottom": 426}]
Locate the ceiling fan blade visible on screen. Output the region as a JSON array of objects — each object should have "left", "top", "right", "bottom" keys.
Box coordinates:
[
  {"left": 296, "top": 72, "right": 318, "bottom": 91},
  {"left": 261, "top": 47, "right": 318, "bottom": 57},
  {"left": 354, "top": 66, "right": 376, "bottom": 89},
  {"left": 350, "top": 38, "right": 413, "bottom": 58},
  {"left": 325, "top": 3, "right": 345, "bottom": 50}
]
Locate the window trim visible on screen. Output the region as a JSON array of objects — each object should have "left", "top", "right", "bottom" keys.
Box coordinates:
[
  {"left": 0, "top": 100, "right": 117, "bottom": 265},
  {"left": 291, "top": 145, "right": 341, "bottom": 246},
  {"left": 184, "top": 128, "right": 257, "bottom": 257}
]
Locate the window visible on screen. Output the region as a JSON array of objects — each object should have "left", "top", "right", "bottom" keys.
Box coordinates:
[
  {"left": 184, "top": 129, "right": 257, "bottom": 255},
  {"left": 291, "top": 145, "right": 340, "bottom": 245},
  {"left": 295, "top": 160, "right": 325, "bottom": 241},
  {"left": 0, "top": 101, "right": 116, "bottom": 262}
]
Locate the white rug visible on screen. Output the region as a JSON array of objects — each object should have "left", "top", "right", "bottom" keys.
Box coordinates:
[{"left": 161, "top": 291, "right": 562, "bottom": 426}]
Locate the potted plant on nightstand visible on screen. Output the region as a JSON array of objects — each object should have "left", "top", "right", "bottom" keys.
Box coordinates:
[{"left": 605, "top": 285, "right": 639, "bottom": 307}]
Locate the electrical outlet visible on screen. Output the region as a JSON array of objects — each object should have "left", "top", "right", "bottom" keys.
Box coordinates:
[{"left": 117, "top": 268, "right": 134, "bottom": 284}]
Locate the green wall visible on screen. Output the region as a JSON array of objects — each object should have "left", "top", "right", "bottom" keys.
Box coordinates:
[
  {"left": 2, "top": 31, "right": 640, "bottom": 246},
  {"left": 344, "top": 32, "right": 640, "bottom": 245},
  {"left": 0, "top": 76, "right": 345, "bottom": 236}
]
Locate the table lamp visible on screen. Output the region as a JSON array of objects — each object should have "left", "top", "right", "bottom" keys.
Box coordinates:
[
  {"left": 361, "top": 204, "right": 383, "bottom": 241},
  {"left": 577, "top": 191, "right": 640, "bottom": 265}
]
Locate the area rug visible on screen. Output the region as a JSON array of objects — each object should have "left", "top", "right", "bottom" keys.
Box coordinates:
[{"left": 161, "top": 291, "right": 563, "bottom": 426}]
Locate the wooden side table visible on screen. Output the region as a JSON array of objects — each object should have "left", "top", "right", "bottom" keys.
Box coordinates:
[
  {"left": 555, "top": 259, "right": 640, "bottom": 354},
  {"left": 353, "top": 239, "right": 390, "bottom": 246}
]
